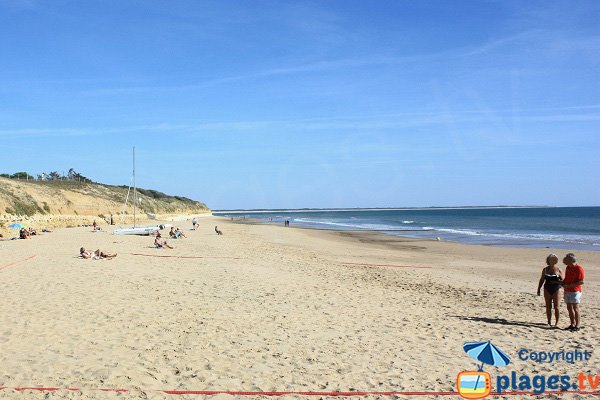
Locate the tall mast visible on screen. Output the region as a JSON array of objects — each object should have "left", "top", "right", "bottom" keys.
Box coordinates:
[{"left": 133, "top": 146, "right": 136, "bottom": 228}]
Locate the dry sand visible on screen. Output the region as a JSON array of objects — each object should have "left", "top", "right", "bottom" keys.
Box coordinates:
[{"left": 0, "top": 215, "right": 598, "bottom": 399}]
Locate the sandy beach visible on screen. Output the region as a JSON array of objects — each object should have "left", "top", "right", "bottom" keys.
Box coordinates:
[{"left": 0, "top": 215, "right": 598, "bottom": 399}]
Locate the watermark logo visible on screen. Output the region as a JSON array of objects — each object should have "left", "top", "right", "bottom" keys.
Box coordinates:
[
  {"left": 457, "top": 342, "right": 597, "bottom": 397},
  {"left": 456, "top": 371, "right": 491, "bottom": 399},
  {"left": 457, "top": 341, "right": 511, "bottom": 399}
]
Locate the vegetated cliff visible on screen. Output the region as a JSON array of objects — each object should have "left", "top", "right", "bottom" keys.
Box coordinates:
[{"left": 0, "top": 177, "right": 210, "bottom": 231}]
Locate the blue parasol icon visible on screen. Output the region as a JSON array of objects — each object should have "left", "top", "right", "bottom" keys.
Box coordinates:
[
  {"left": 464, "top": 341, "right": 511, "bottom": 370},
  {"left": 464, "top": 341, "right": 511, "bottom": 392}
]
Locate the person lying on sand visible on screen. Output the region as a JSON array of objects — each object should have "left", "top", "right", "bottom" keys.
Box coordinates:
[
  {"left": 154, "top": 237, "right": 174, "bottom": 249},
  {"left": 80, "top": 247, "right": 117, "bottom": 259}
]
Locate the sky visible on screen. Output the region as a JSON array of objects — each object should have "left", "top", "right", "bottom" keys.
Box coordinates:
[{"left": 0, "top": 0, "right": 599, "bottom": 209}]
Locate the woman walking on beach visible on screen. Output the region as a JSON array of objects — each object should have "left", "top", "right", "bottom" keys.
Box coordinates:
[{"left": 537, "top": 254, "right": 563, "bottom": 327}]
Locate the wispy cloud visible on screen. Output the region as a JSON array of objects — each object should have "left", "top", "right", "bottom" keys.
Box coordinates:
[
  {"left": 83, "top": 52, "right": 447, "bottom": 96},
  {"left": 2, "top": 104, "right": 597, "bottom": 139},
  {"left": 0, "top": 128, "right": 93, "bottom": 138},
  {"left": 462, "top": 30, "right": 543, "bottom": 56},
  {"left": 81, "top": 26, "right": 598, "bottom": 97}
]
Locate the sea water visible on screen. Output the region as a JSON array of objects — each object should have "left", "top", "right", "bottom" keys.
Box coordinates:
[{"left": 214, "top": 207, "right": 600, "bottom": 251}]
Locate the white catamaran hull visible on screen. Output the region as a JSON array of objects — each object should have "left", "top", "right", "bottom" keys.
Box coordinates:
[{"left": 113, "top": 224, "right": 172, "bottom": 235}]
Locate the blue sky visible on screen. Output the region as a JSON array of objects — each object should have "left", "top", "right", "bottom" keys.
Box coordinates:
[{"left": 1, "top": 0, "right": 598, "bottom": 209}]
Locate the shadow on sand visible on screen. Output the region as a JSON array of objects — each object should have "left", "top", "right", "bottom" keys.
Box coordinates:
[{"left": 453, "top": 316, "right": 551, "bottom": 329}]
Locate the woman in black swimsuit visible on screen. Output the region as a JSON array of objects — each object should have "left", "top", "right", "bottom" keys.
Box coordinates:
[{"left": 537, "top": 254, "right": 563, "bottom": 327}]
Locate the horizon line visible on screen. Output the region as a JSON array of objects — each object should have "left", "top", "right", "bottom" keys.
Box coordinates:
[{"left": 211, "top": 205, "right": 564, "bottom": 213}]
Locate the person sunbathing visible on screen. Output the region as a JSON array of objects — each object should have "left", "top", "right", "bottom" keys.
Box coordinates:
[
  {"left": 80, "top": 247, "right": 117, "bottom": 259},
  {"left": 154, "top": 237, "right": 174, "bottom": 249},
  {"left": 175, "top": 227, "right": 187, "bottom": 238}
]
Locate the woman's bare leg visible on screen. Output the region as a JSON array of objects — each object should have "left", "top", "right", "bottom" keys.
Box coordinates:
[
  {"left": 551, "top": 291, "right": 560, "bottom": 326},
  {"left": 543, "top": 290, "right": 552, "bottom": 325}
]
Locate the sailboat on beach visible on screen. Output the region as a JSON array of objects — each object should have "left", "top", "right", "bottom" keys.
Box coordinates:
[{"left": 113, "top": 147, "right": 171, "bottom": 235}]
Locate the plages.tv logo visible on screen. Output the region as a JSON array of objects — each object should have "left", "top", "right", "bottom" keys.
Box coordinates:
[{"left": 456, "top": 341, "right": 511, "bottom": 399}]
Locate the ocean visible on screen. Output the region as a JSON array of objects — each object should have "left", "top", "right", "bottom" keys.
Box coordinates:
[{"left": 213, "top": 207, "right": 600, "bottom": 251}]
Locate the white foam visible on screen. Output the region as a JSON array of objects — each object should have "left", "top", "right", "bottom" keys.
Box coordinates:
[
  {"left": 426, "top": 227, "right": 600, "bottom": 246},
  {"left": 292, "top": 218, "right": 412, "bottom": 231}
]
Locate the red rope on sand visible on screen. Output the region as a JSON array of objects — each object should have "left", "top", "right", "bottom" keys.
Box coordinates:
[
  {"left": 341, "top": 262, "right": 431, "bottom": 269},
  {"left": 2, "top": 387, "right": 599, "bottom": 397},
  {"left": 129, "top": 253, "right": 241, "bottom": 260},
  {"left": 0, "top": 255, "right": 37, "bottom": 271},
  {"left": 0, "top": 387, "right": 456, "bottom": 396},
  {"left": 161, "top": 390, "right": 458, "bottom": 396}
]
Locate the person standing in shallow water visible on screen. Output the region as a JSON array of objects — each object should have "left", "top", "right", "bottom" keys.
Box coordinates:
[
  {"left": 537, "top": 254, "right": 563, "bottom": 327},
  {"left": 561, "top": 253, "right": 585, "bottom": 331}
]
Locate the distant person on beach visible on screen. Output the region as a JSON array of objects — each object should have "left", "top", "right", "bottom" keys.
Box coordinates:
[
  {"left": 19, "top": 228, "right": 30, "bottom": 239},
  {"left": 215, "top": 226, "right": 223, "bottom": 235},
  {"left": 192, "top": 218, "right": 198, "bottom": 230},
  {"left": 169, "top": 227, "right": 185, "bottom": 239},
  {"left": 537, "top": 254, "right": 563, "bottom": 327},
  {"left": 110, "top": 214, "right": 114, "bottom": 225},
  {"left": 154, "top": 237, "right": 174, "bottom": 249},
  {"left": 561, "top": 253, "right": 585, "bottom": 331},
  {"left": 80, "top": 247, "right": 117, "bottom": 259}
]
